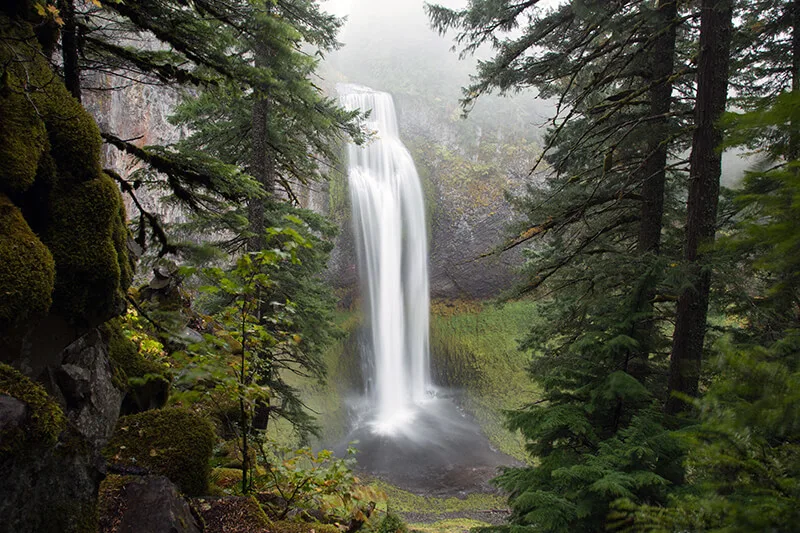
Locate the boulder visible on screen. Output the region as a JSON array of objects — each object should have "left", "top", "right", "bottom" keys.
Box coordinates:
[
  {"left": 105, "top": 408, "right": 215, "bottom": 497},
  {"left": 99, "top": 475, "right": 201, "bottom": 533},
  {"left": 0, "top": 330, "right": 122, "bottom": 533}
]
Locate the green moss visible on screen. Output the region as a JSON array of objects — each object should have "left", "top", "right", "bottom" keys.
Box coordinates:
[
  {"left": 0, "top": 15, "right": 129, "bottom": 326},
  {"left": 103, "top": 318, "right": 168, "bottom": 381},
  {"left": 376, "top": 512, "right": 409, "bottom": 533},
  {"left": 373, "top": 481, "right": 505, "bottom": 516},
  {"left": 105, "top": 408, "right": 216, "bottom": 496},
  {"left": 0, "top": 194, "right": 56, "bottom": 327},
  {"left": 272, "top": 521, "right": 340, "bottom": 533},
  {"left": 429, "top": 300, "right": 542, "bottom": 460},
  {"left": 246, "top": 496, "right": 272, "bottom": 528},
  {"left": 210, "top": 467, "right": 243, "bottom": 491},
  {"left": 0, "top": 363, "right": 66, "bottom": 457},
  {"left": 44, "top": 173, "right": 127, "bottom": 321},
  {"left": 112, "top": 200, "right": 134, "bottom": 292},
  {"left": 101, "top": 318, "right": 170, "bottom": 410},
  {"left": 0, "top": 75, "right": 48, "bottom": 194},
  {"left": 408, "top": 518, "right": 491, "bottom": 533},
  {"left": 100, "top": 318, "right": 171, "bottom": 414}
]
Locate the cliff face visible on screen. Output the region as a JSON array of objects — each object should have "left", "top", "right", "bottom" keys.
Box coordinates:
[
  {"left": 0, "top": 8, "right": 131, "bottom": 531},
  {"left": 325, "top": 91, "right": 541, "bottom": 300},
  {"left": 80, "top": 48, "right": 540, "bottom": 301},
  {"left": 82, "top": 73, "right": 185, "bottom": 226}
]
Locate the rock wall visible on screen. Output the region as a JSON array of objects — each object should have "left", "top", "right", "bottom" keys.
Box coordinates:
[
  {"left": 77, "top": 45, "right": 539, "bottom": 302},
  {"left": 0, "top": 7, "right": 130, "bottom": 531},
  {"left": 325, "top": 91, "right": 541, "bottom": 300},
  {"left": 1, "top": 332, "right": 123, "bottom": 533}
]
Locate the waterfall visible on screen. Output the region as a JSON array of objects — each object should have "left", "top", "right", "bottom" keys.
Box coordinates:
[{"left": 338, "top": 84, "right": 431, "bottom": 434}]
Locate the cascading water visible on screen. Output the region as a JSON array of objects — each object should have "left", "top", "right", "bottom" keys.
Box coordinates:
[{"left": 338, "top": 84, "right": 431, "bottom": 435}]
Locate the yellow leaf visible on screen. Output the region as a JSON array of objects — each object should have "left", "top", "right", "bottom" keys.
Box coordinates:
[
  {"left": 90, "top": 0, "right": 102, "bottom": 5},
  {"left": 149, "top": 449, "right": 158, "bottom": 457}
]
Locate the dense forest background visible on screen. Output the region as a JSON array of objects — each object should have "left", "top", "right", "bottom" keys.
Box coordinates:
[{"left": 1, "top": 1, "right": 799, "bottom": 533}]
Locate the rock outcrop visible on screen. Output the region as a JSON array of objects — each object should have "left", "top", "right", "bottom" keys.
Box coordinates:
[
  {"left": 0, "top": 6, "right": 131, "bottom": 531},
  {"left": 99, "top": 475, "right": 202, "bottom": 533},
  {"left": 0, "top": 332, "right": 123, "bottom": 533}
]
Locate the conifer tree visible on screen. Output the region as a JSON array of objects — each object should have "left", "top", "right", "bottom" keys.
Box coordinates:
[
  {"left": 428, "top": 1, "right": 693, "bottom": 529},
  {"left": 620, "top": 91, "right": 800, "bottom": 533},
  {"left": 162, "top": 0, "right": 362, "bottom": 438},
  {"left": 665, "top": 0, "right": 734, "bottom": 415}
]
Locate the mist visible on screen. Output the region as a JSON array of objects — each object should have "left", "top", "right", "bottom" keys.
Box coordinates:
[{"left": 321, "top": 0, "right": 554, "bottom": 142}]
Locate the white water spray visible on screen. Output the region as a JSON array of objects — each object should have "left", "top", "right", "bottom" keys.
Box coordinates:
[{"left": 338, "top": 84, "right": 431, "bottom": 435}]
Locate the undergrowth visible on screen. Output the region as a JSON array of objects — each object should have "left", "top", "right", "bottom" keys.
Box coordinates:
[{"left": 429, "top": 299, "right": 542, "bottom": 460}]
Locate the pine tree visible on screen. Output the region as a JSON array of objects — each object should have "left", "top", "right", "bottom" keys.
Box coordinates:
[
  {"left": 163, "top": 0, "right": 362, "bottom": 439},
  {"left": 43, "top": 0, "right": 361, "bottom": 256},
  {"left": 619, "top": 91, "right": 800, "bottom": 533},
  {"left": 665, "top": 0, "right": 734, "bottom": 415},
  {"left": 428, "top": 1, "right": 694, "bottom": 529}
]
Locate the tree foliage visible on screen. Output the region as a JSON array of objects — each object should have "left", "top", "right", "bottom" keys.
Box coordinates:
[{"left": 430, "top": 0, "right": 800, "bottom": 531}]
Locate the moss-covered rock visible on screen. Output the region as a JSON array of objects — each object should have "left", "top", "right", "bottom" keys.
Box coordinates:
[
  {"left": 101, "top": 318, "right": 170, "bottom": 413},
  {"left": 43, "top": 173, "right": 128, "bottom": 322},
  {"left": 0, "top": 75, "right": 48, "bottom": 194},
  {"left": 0, "top": 362, "right": 65, "bottom": 457},
  {"left": 105, "top": 408, "right": 215, "bottom": 496},
  {"left": 37, "top": 84, "right": 104, "bottom": 184},
  {"left": 0, "top": 13, "right": 130, "bottom": 330},
  {"left": 0, "top": 194, "right": 56, "bottom": 327},
  {"left": 210, "top": 467, "right": 243, "bottom": 492}
]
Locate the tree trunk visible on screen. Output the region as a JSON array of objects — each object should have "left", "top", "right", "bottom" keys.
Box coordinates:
[
  {"left": 665, "top": 0, "right": 733, "bottom": 415},
  {"left": 59, "top": 0, "right": 81, "bottom": 101},
  {"left": 790, "top": 0, "right": 800, "bottom": 161},
  {"left": 623, "top": 0, "right": 678, "bottom": 388},
  {"left": 248, "top": 36, "right": 276, "bottom": 252},
  {"left": 637, "top": 0, "right": 677, "bottom": 256}
]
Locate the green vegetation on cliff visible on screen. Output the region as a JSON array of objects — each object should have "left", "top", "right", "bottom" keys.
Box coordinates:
[
  {"left": 0, "top": 195, "right": 56, "bottom": 327},
  {"left": 430, "top": 300, "right": 540, "bottom": 460},
  {"left": 105, "top": 408, "right": 215, "bottom": 496},
  {"left": 0, "top": 363, "right": 65, "bottom": 457}
]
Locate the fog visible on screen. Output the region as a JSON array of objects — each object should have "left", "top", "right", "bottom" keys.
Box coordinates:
[
  {"left": 323, "top": 0, "right": 472, "bottom": 95},
  {"left": 320, "top": 0, "right": 554, "bottom": 143}
]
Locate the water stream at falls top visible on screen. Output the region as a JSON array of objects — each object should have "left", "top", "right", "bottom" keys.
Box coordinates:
[{"left": 338, "top": 83, "right": 431, "bottom": 435}]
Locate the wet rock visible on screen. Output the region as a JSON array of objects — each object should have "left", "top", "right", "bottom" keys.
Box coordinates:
[
  {"left": 0, "top": 395, "right": 27, "bottom": 433},
  {"left": 99, "top": 475, "right": 201, "bottom": 533},
  {"left": 0, "top": 328, "right": 123, "bottom": 533},
  {"left": 59, "top": 329, "right": 124, "bottom": 447}
]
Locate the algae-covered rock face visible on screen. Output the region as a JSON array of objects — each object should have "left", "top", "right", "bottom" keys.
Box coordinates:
[
  {"left": 0, "top": 11, "right": 130, "bottom": 338},
  {"left": 0, "top": 362, "right": 65, "bottom": 457},
  {"left": 101, "top": 318, "right": 170, "bottom": 414},
  {"left": 0, "top": 194, "right": 56, "bottom": 328},
  {"left": 105, "top": 408, "right": 216, "bottom": 497}
]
